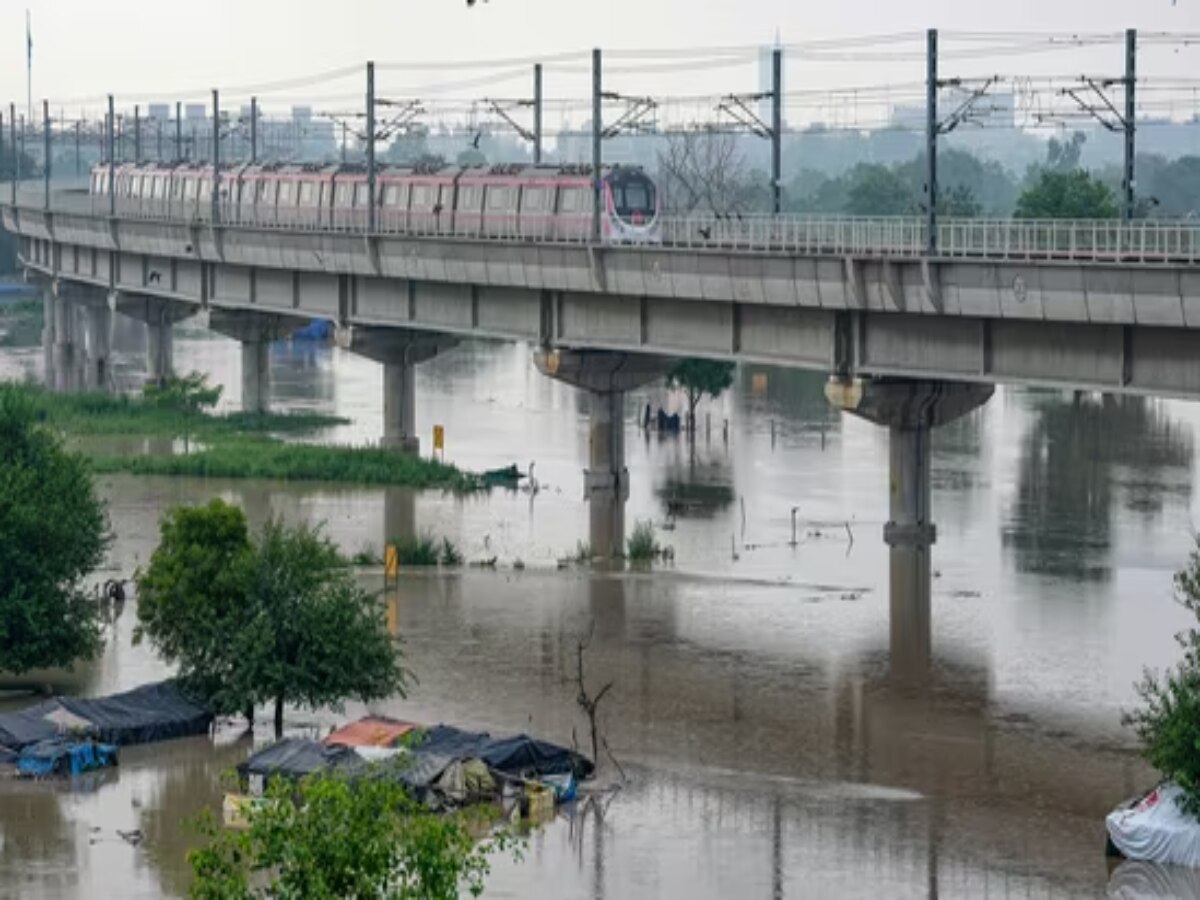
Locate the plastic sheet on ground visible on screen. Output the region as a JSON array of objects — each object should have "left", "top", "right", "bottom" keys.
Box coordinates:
[
  {"left": 1106, "top": 783, "right": 1200, "bottom": 868},
  {"left": 0, "top": 680, "right": 212, "bottom": 750}
]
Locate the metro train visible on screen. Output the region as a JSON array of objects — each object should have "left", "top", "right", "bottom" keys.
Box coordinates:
[{"left": 88, "top": 161, "right": 662, "bottom": 243}]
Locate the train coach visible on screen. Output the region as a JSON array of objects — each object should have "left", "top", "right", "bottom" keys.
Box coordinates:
[{"left": 90, "top": 160, "right": 661, "bottom": 244}]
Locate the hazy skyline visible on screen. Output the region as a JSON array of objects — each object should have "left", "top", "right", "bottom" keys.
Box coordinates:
[{"left": 2, "top": 1, "right": 1198, "bottom": 124}]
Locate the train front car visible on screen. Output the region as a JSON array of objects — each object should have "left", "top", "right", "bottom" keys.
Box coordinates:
[{"left": 603, "top": 167, "right": 661, "bottom": 244}]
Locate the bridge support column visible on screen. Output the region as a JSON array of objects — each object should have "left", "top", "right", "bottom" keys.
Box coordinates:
[
  {"left": 80, "top": 303, "right": 113, "bottom": 390},
  {"left": 46, "top": 283, "right": 112, "bottom": 391},
  {"left": 48, "top": 292, "right": 78, "bottom": 392},
  {"left": 535, "top": 348, "right": 672, "bottom": 559},
  {"left": 202, "top": 310, "right": 301, "bottom": 414},
  {"left": 336, "top": 326, "right": 459, "bottom": 453},
  {"left": 825, "top": 377, "right": 993, "bottom": 681},
  {"left": 107, "top": 292, "right": 198, "bottom": 387}
]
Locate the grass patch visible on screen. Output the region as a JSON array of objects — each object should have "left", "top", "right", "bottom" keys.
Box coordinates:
[
  {"left": 391, "top": 534, "right": 441, "bottom": 567},
  {"left": 439, "top": 538, "right": 463, "bottom": 567},
  {"left": 11, "top": 382, "right": 347, "bottom": 437},
  {"left": 91, "top": 437, "right": 477, "bottom": 491},
  {"left": 626, "top": 521, "right": 661, "bottom": 562},
  {"left": 8, "top": 381, "right": 482, "bottom": 492}
]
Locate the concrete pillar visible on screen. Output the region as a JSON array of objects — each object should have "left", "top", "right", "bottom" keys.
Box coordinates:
[
  {"left": 826, "top": 376, "right": 993, "bottom": 682},
  {"left": 41, "top": 286, "right": 55, "bottom": 378},
  {"left": 51, "top": 295, "right": 78, "bottom": 392},
  {"left": 107, "top": 291, "right": 198, "bottom": 387},
  {"left": 80, "top": 303, "right": 113, "bottom": 390},
  {"left": 336, "top": 326, "right": 458, "bottom": 454},
  {"left": 534, "top": 348, "right": 672, "bottom": 559},
  {"left": 146, "top": 316, "right": 174, "bottom": 385},
  {"left": 382, "top": 360, "right": 419, "bottom": 453},
  {"left": 202, "top": 310, "right": 301, "bottom": 414},
  {"left": 241, "top": 339, "right": 271, "bottom": 415},
  {"left": 585, "top": 388, "right": 627, "bottom": 559}
]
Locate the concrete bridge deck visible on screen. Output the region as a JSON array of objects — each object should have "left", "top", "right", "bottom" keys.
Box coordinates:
[{"left": 7, "top": 188, "right": 1200, "bottom": 400}]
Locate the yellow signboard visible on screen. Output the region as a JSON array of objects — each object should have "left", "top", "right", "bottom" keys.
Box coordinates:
[
  {"left": 384, "top": 544, "right": 398, "bottom": 579},
  {"left": 433, "top": 425, "right": 445, "bottom": 452}
]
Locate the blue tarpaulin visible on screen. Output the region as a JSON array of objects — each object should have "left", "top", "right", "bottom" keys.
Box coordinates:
[{"left": 17, "top": 739, "right": 118, "bottom": 777}]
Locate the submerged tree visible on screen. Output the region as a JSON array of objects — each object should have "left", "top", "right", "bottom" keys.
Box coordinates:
[
  {"left": 189, "top": 771, "right": 515, "bottom": 900},
  {"left": 1125, "top": 540, "right": 1200, "bottom": 817},
  {"left": 0, "top": 386, "right": 106, "bottom": 673},
  {"left": 666, "top": 359, "right": 736, "bottom": 433},
  {"left": 136, "top": 500, "right": 408, "bottom": 737}
]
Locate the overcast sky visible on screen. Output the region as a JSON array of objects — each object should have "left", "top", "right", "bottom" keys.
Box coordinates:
[{"left": 2, "top": 1, "right": 1197, "bottom": 120}]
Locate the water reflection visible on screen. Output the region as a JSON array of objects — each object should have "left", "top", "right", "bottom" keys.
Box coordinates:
[
  {"left": 1003, "top": 393, "right": 1193, "bottom": 581},
  {"left": 3, "top": 335, "right": 1199, "bottom": 897}
]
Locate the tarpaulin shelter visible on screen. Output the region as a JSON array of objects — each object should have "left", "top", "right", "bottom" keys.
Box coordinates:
[
  {"left": 0, "top": 681, "right": 212, "bottom": 750},
  {"left": 17, "top": 739, "right": 118, "bottom": 777},
  {"left": 237, "top": 738, "right": 367, "bottom": 783}
]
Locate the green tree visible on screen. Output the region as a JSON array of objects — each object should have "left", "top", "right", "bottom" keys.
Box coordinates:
[
  {"left": 189, "top": 771, "right": 514, "bottom": 899},
  {"left": 0, "top": 385, "right": 106, "bottom": 673},
  {"left": 1125, "top": 540, "right": 1200, "bottom": 817},
  {"left": 666, "top": 359, "right": 736, "bottom": 432},
  {"left": 843, "top": 163, "right": 916, "bottom": 216},
  {"left": 940, "top": 184, "right": 982, "bottom": 218},
  {"left": 1014, "top": 169, "right": 1118, "bottom": 220},
  {"left": 143, "top": 372, "right": 223, "bottom": 452},
  {"left": 136, "top": 501, "right": 408, "bottom": 737},
  {"left": 134, "top": 500, "right": 254, "bottom": 710}
]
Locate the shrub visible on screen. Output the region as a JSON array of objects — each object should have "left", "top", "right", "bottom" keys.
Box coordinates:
[
  {"left": 392, "top": 534, "right": 441, "bottom": 567},
  {"left": 1125, "top": 539, "right": 1200, "bottom": 817},
  {"left": 626, "top": 521, "right": 660, "bottom": 562}
]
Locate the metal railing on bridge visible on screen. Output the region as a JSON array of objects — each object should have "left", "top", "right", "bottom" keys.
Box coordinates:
[{"left": 7, "top": 188, "right": 1200, "bottom": 266}]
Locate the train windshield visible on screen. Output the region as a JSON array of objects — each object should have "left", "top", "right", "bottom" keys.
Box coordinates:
[{"left": 609, "top": 172, "right": 657, "bottom": 224}]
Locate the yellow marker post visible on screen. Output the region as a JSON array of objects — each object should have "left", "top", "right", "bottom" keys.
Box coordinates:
[
  {"left": 432, "top": 425, "right": 445, "bottom": 461},
  {"left": 384, "top": 543, "right": 398, "bottom": 587}
]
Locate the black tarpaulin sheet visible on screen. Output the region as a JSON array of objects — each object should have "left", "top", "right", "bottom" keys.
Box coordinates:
[
  {"left": 237, "top": 738, "right": 365, "bottom": 781},
  {"left": 413, "top": 725, "right": 593, "bottom": 782},
  {"left": 0, "top": 680, "right": 212, "bottom": 750}
]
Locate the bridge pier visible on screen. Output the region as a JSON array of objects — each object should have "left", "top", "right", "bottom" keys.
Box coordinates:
[
  {"left": 43, "top": 283, "right": 113, "bottom": 391},
  {"left": 202, "top": 310, "right": 300, "bottom": 414},
  {"left": 108, "top": 292, "right": 198, "bottom": 387},
  {"left": 534, "top": 348, "right": 671, "bottom": 558},
  {"left": 825, "top": 376, "right": 994, "bottom": 682},
  {"left": 336, "top": 326, "right": 458, "bottom": 453}
]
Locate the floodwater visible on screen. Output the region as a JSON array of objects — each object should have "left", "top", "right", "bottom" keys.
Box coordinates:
[{"left": 1, "top": 319, "right": 1199, "bottom": 898}]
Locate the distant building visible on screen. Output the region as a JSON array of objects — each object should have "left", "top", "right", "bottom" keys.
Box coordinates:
[
  {"left": 147, "top": 104, "right": 170, "bottom": 122},
  {"left": 184, "top": 104, "right": 206, "bottom": 122}
]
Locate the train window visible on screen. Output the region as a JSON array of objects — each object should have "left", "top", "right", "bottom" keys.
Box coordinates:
[
  {"left": 412, "top": 184, "right": 431, "bottom": 208},
  {"left": 354, "top": 183, "right": 369, "bottom": 207},
  {"left": 486, "top": 186, "right": 514, "bottom": 210},
  {"left": 334, "top": 183, "right": 353, "bottom": 206},
  {"left": 299, "top": 182, "right": 315, "bottom": 205},
  {"left": 383, "top": 185, "right": 398, "bottom": 205},
  {"left": 258, "top": 181, "right": 275, "bottom": 205},
  {"left": 200, "top": 179, "right": 212, "bottom": 199},
  {"left": 279, "top": 181, "right": 295, "bottom": 205},
  {"left": 523, "top": 187, "right": 547, "bottom": 212},
  {"left": 458, "top": 185, "right": 480, "bottom": 210},
  {"left": 559, "top": 188, "right": 588, "bottom": 213}
]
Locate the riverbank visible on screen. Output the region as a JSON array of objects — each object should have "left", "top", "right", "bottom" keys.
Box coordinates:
[{"left": 9, "top": 382, "right": 480, "bottom": 491}]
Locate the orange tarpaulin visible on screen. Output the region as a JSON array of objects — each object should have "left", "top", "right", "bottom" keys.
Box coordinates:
[{"left": 324, "top": 716, "right": 417, "bottom": 748}]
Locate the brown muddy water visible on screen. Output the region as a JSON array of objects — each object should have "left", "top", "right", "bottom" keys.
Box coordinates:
[{"left": 0, "top": 322, "right": 1197, "bottom": 898}]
